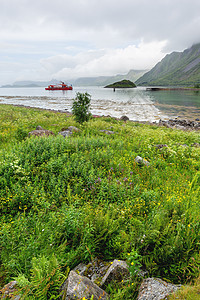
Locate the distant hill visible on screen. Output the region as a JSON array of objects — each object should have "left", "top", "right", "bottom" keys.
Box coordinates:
[
  {"left": 136, "top": 43, "right": 200, "bottom": 86},
  {"left": 73, "top": 69, "right": 147, "bottom": 86},
  {"left": 105, "top": 79, "right": 136, "bottom": 88},
  {"left": 1, "top": 79, "right": 60, "bottom": 88},
  {"left": 1, "top": 70, "right": 147, "bottom": 88}
]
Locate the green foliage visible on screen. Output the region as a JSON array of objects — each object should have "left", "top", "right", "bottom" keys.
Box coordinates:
[
  {"left": 127, "top": 250, "right": 142, "bottom": 278},
  {"left": 15, "top": 255, "right": 67, "bottom": 299},
  {"left": 0, "top": 105, "right": 200, "bottom": 298},
  {"left": 72, "top": 92, "right": 92, "bottom": 123}
]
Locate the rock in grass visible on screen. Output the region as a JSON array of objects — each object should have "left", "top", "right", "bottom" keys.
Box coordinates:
[
  {"left": 120, "top": 115, "right": 129, "bottom": 121},
  {"left": 28, "top": 126, "right": 54, "bottom": 137},
  {"left": 58, "top": 130, "right": 72, "bottom": 138},
  {"left": 67, "top": 126, "right": 81, "bottom": 133},
  {"left": 58, "top": 126, "right": 81, "bottom": 138},
  {"left": 0, "top": 281, "right": 21, "bottom": 299},
  {"left": 61, "top": 270, "right": 109, "bottom": 300},
  {"left": 137, "top": 278, "right": 180, "bottom": 300},
  {"left": 99, "top": 130, "right": 116, "bottom": 135},
  {"left": 100, "top": 260, "right": 129, "bottom": 288},
  {"left": 135, "top": 156, "right": 150, "bottom": 166}
]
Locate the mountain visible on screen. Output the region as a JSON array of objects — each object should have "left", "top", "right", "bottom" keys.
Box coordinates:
[
  {"left": 136, "top": 43, "right": 200, "bottom": 86},
  {"left": 1, "top": 79, "right": 60, "bottom": 88},
  {"left": 1, "top": 70, "right": 147, "bottom": 88},
  {"left": 73, "top": 69, "right": 147, "bottom": 86}
]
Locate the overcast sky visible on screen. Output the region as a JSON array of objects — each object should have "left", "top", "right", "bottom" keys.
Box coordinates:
[{"left": 0, "top": 0, "right": 199, "bottom": 85}]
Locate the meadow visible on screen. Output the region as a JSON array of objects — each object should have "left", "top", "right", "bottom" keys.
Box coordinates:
[{"left": 0, "top": 104, "right": 199, "bottom": 299}]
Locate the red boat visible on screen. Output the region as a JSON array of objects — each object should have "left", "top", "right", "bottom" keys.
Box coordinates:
[{"left": 45, "top": 82, "right": 73, "bottom": 90}]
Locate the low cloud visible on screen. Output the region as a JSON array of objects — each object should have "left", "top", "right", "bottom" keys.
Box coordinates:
[{"left": 41, "top": 41, "right": 167, "bottom": 80}]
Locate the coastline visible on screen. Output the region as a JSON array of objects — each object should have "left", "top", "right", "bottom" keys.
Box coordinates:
[
  {"left": 146, "top": 87, "right": 200, "bottom": 91},
  {"left": 1, "top": 103, "right": 200, "bottom": 131},
  {"left": 0, "top": 86, "right": 200, "bottom": 122}
]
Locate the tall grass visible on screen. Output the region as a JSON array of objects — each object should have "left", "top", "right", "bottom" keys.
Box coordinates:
[{"left": 0, "top": 105, "right": 199, "bottom": 298}]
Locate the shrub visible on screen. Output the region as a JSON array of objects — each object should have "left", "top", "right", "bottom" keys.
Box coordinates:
[{"left": 72, "top": 92, "right": 92, "bottom": 123}]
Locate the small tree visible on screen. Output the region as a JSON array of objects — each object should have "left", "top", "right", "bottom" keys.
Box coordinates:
[{"left": 72, "top": 92, "right": 92, "bottom": 123}]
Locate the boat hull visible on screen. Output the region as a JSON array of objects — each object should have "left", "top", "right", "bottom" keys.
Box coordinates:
[{"left": 45, "top": 86, "right": 73, "bottom": 90}]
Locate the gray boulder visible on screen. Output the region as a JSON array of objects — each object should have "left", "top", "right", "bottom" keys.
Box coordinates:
[
  {"left": 28, "top": 126, "right": 54, "bottom": 137},
  {"left": 135, "top": 156, "right": 150, "bottom": 166},
  {"left": 61, "top": 270, "right": 109, "bottom": 300},
  {"left": 100, "top": 130, "right": 116, "bottom": 135},
  {"left": 120, "top": 115, "right": 129, "bottom": 121},
  {"left": 0, "top": 281, "right": 21, "bottom": 299},
  {"left": 58, "top": 126, "right": 81, "bottom": 138},
  {"left": 100, "top": 260, "right": 129, "bottom": 288},
  {"left": 67, "top": 126, "right": 81, "bottom": 133},
  {"left": 74, "top": 260, "right": 110, "bottom": 283},
  {"left": 35, "top": 125, "right": 44, "bottom": 130},
  {"left": 137, "top": 278, "right": 180, "bottom": 300},
  {"left": 58, "top": 130, "right": 73, "bottom": 138}
]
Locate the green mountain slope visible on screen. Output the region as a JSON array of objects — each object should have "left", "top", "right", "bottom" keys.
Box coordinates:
[{"left": 136, "top": 43, "right": 200, "bottom": 86}]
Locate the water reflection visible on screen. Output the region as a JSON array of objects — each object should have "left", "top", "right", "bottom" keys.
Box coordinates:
[{"left": 146, "top": 89, "right": 200, "bottom": 119}]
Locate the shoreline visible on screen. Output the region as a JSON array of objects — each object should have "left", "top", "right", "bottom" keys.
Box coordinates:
[
  {"left": 0, "top": 103, "right": 200, "bottom": 131},
  {"left": 146, "top": 87, "right": 200, "bottom": 91}
]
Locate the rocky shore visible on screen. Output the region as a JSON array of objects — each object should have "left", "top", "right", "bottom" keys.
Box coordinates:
[{"left": 155, "top": 118, "right": 200, "bottom": 131}]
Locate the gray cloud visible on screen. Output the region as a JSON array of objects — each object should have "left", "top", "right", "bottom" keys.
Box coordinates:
[{"left": 0, "top": 0, "right": 199, "bottom": 84}]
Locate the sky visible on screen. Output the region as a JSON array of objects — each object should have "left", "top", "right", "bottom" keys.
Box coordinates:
[{"left": 0, "top": 0, "right": 200, "bottom": 85}]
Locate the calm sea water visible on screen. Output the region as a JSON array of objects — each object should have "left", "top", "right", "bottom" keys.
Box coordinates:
[{"left": 0, "top": 86, "right": 200, "bottom": 121}]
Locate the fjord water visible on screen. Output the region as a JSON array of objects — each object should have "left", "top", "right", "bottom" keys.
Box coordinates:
[{"left": 0, "top": 86, "right": 199, "bottom": 121}]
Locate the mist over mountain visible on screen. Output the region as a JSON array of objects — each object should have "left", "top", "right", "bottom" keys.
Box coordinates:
[
  {"left": 1, "top": 70, "right": 147, "bottom": 88},
  {"left": 72, "top": 69, "right": 147, "bottom": 86},
  {"left": 136, "top": 43, "right": 200, "bottom": 86},
  {"left": 1, "top": 79, "right": 60, "bottom": 88}
]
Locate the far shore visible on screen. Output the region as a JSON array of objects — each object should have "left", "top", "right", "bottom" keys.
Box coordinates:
[{"left": 146, "top": 87, "right": 200, "bottom": 91}]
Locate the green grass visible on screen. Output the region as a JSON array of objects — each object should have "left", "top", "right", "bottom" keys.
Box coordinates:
[
  {"left": 0, "top": 104, "right": 200, "bottom": 299},
  {"left": 169, "top": 275, "right": 200, "bottom": 300}
]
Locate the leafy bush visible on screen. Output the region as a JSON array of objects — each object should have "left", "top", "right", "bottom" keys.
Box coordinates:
[{"left": 72, "top": 92, "right": 92, "bottom": 123}]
